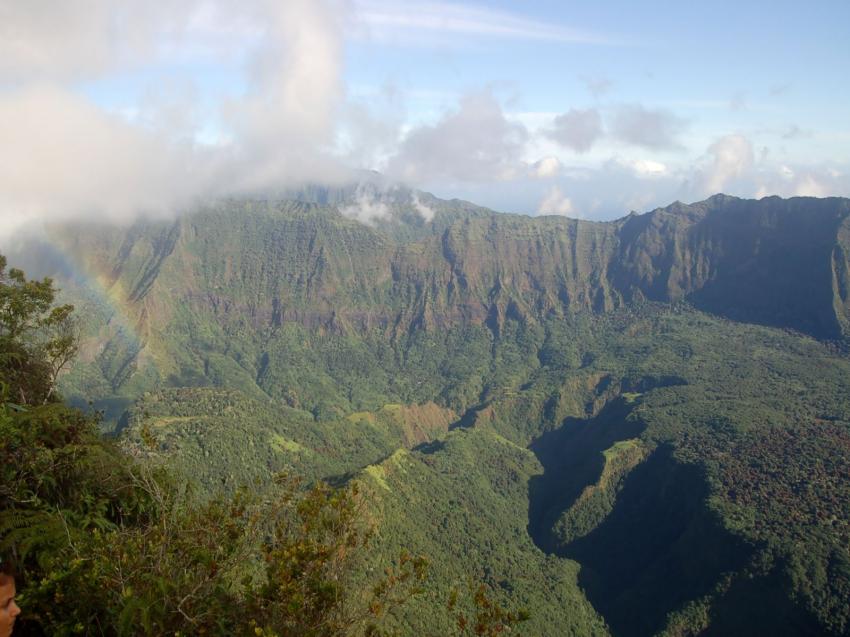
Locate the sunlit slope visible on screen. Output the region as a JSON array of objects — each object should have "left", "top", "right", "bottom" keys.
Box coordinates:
[
  {"left": 19, "top": 192, "right": 850, "bottom": 634},
  {"left": 119, "top": 304, "right": 850, "bottom": 636},
  {"left": 37, "top": 193, "right": 850, "bottom": 419},
  {"left": 357, "top": 428, "right": 610, "bottom": 636}
]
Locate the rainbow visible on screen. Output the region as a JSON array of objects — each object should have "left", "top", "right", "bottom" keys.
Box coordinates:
[{"left": 40, "top": 236, "right": 154, "bottom": 387}]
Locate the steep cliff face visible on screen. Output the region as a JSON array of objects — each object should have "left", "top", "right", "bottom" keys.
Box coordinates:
[
  {"left": 21, "top": 193, "right": 850, "bottom": 635},
  {"left": 36, "top": 192, "right": 850, "bottom": 401},
  {"left": 831, "top": 213, "right": 850, "bottom": 335},
  {"left": 386, "top": 214, "right": 623, "bottom": 333},
  {"left": 614, "top": 194, "right": 850, "bottom": 337}
]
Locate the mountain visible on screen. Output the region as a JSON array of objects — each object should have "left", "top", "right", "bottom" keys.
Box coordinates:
[
  {"left": 10, "top": 191, "right": 850, "bottom": 635},
  {"left": 20, "top": 191, "right": 848, "bottom": 414}
]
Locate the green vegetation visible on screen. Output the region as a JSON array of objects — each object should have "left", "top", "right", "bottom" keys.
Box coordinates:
[
  {"left": 358, "top": 428, "right": 609, "bottom": 636},
  {"left": 0, "top": 258, "right": 448, "bottom": 636},
  {"left": 0, "top": 254, "right": 77, "bottom": 407},
  {"left": 5, "top": 192, "right": 850, "bottom": 635}
]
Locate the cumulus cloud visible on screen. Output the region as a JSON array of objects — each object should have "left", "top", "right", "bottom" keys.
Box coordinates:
[
  {"left": 537, "top": 186, "right": 575, "bottom": 216},
  {"left": 220, "top": 0, "right": 349, "bottom": 191},
  {"left": 695, "top": 134, "right": 755, "bottom": 195},
  {"left": 0, "top": 1, "right": 269, "bottom": 81},
  {"left": 610, "top": 104, "right": 686, "bottom": 150},
  {"left": 793, "top": 175, "right": 831, "bottom": 197},
  {"left": 0, "top": 1, "right": 847, "bottom": 239},
  {"left": 614, "top": 157, "right": 668, "bottom": 177},
  {"left": 754, "top": 166, "right": 848, "bottom": 200},
  {"left": 385, "top": 91, "right": 529, "bottom": 183},
  {"left": 340, "top": 96, "right": 405, "bottom": 170},
  {"left": 0, "top": 2, "right": 164, "bottom": 80},
  {"left": 546, "top": 108, "right": 603, "bottom": 153},
  {"left": 683, "top": 133, "right": 850, "bottom": 202},
  {"left": 531, "top": 156, "right": 563, "bottom": 179},
  {"left": 0, "top": 85, "right": 213, "bottom": 228}
]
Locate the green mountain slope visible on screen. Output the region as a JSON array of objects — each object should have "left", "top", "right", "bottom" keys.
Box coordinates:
[
  {"left": 10, "top": 191, "right": 850, "bottom": 635},
  {"left": 18, "top": 192, "right": 847, "bottom": 419}
]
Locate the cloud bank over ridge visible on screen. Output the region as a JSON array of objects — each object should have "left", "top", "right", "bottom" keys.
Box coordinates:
[
  {"left": 0, "top": 0, "right": 848, "bottom": 238},
  {"left": 0, "top": 0, "right": 351, "bottom": 237}
]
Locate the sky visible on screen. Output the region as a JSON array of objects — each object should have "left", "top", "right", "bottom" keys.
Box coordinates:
[{"left": 1, "top": 0, "right": 849, "bottom": 236}]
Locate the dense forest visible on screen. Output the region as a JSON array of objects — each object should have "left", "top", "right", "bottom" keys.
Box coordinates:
[
  {"left": 0, "top": 254, "right": 524, "bottom": 636},
  {"left": 2, "top": 192, "right": 850, "bottom": 635}
]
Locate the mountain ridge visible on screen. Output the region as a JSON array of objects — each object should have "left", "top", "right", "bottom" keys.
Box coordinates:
[
  {"left": 42, "top": 191, "right": 850, "bottom": 341},
  {"left": 6, "top": 189, "right": 849, "bottom": 635}
]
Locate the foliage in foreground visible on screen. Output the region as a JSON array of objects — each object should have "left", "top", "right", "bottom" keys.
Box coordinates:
[
  {"left": 1, "top": 402, "right": 429, "bottom": 636},
  {"left": 0, "top": 255, "right": 429, "bottom": 636},
  {"left": 0, "top": 254, "right": 529, "bottom": 636}
]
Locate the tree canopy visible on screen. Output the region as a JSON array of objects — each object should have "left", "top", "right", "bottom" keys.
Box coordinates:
[{"left": 0, "top": 255, "right": 524, "bottom": 636}]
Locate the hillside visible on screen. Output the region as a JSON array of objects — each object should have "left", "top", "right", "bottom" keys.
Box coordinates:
[
  {"left": 10, "top": 191, "right": 850, "bottom": 635},
  {"left": 12, "top": 192, "right": 848, "bottom": 417}
]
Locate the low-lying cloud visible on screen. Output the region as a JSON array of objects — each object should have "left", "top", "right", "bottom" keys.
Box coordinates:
[
  {"left": 339, "top": 189, "right": 392, "bottom": 225},
  {"left": 0, "top": 85, "right": 209, "bottom": 225},
  {"left": 0, "top": 1, "right": 847, "bottom": 239},
  {"left": 0, "top": 0, "right": 351, "bottom": 238}
]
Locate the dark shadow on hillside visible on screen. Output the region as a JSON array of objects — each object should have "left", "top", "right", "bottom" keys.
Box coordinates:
[
  {"left": 563, "top": 446, "right": 751, "bottom": 637},
  {"left": 448, "top": 402, "right": 488, "bottom": 431},
  {"left": 526, "top": 396, "right": 644, "bottom": 554},
  {"left": 412, "top": 440, "right": 446, "bottom": 454},
  {"left": 526, "top": 375, "right": 755, "bottom": 637},
  {"left": 701, "top": 558, "right": 825, "bottom": 637}
]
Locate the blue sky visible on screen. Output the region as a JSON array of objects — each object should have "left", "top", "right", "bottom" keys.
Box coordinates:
[{"left": 1, "top": 0, "right": 849, "bottom": 234}]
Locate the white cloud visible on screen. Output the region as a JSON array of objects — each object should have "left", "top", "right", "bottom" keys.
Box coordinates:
[
  {"left": 339, "top": 188, "right": 391, "bottom": 224},
  {"left": 537, "top": 185, "right": 575, "bottom": 216},
  {"left": 686, "top": 134, "right": 850, "bottom": 202},
  {"left": 0, "top": 2, "right": 155, "bottom": 80},
  {"left": 0, "top": 1, "right": 847, "bottom": 239},
  {"left": 794, "top": 175, "right": 830, "bottom": 198},
  {"left": 0, "top": 1, "right": 266, "bottom": 81},
  {"left": 385, "top": 90, "right": 529, "bottom": 183},
  {"left": 696, "top": 134, "right": 755, "bottom": 195},
  {"left": 614, "top": 157, "right": 668, "bottom": 177},
  {"left": 0, "top": 85, "right": 210, "bottom": 228},
  {"left": 339, "top": 97, "right": 404, "bottom": 170},
  {"left": 411, "top": 193, "right": 436, "bottom": 221},
  {"left": 0, "top": 0, "right": 353, "bottom": 238},
  {"left": 220, "top": 0, "right": 348, "bottom": 191},
  {"left": 531, "top": 156, "right": 563, "bottom": 179}
]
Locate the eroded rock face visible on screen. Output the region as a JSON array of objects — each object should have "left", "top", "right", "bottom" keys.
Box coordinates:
[
  {"left": 14, "top": 190, "right": 850, "bottom": 636},
  {"left": 25, "top": 192, "right": 850, "bottom": 400}
]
